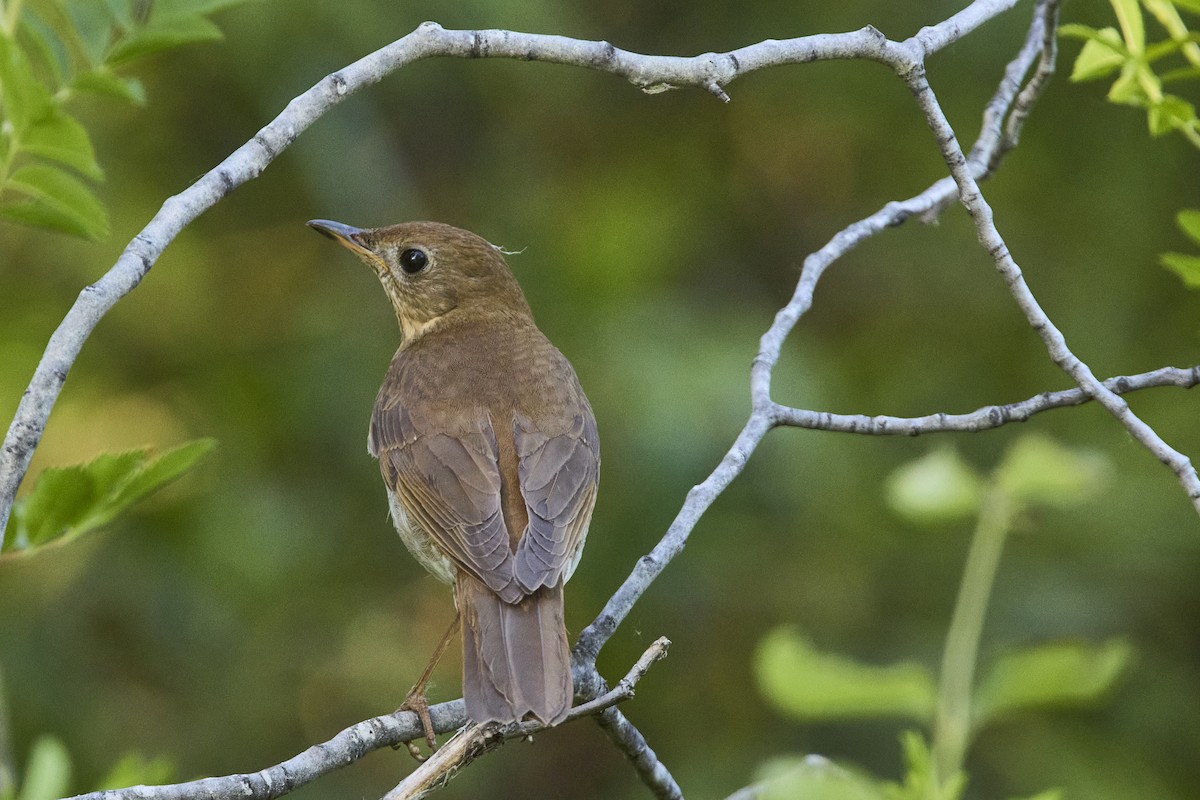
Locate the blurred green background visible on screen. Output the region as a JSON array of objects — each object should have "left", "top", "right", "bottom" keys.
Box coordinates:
[{"left": 2, "top": 0, "right": 1199, "bottom": 798}]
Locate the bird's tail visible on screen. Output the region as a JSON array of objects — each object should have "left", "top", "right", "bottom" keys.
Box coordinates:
[{"left": 457, "top": 572, "right": 573, "bottom": 725}]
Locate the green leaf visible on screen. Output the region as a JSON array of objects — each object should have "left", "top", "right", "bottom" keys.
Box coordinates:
[
  {"left": 1107, "top": 62, "right": 1152, "bottom": 106},
  {"left": 0, "top": 36, "right": 53, "bottom": 134},
  {"left": 1160, "top": 252, "right": 1200, "bottom": 288},
  {"left": 756, "top": 756, "right": 887, "bottom": 800},
  {"left": 22, "top": 107, "right": 104, "bottom": 179},
  {"left": 885, "top": 447, "right": 984, "bottom": 525},
  {"left": 1176, "top": 208, "right": 1200, "bottom": 244},
  {"left": 108, "top": 438, "right": 217, "bottom": 512},
  {"left": 71, "top": 70, "right": 146, "bottom": 105},
  {"left": 1148, "top": 94, "right": 1196, "bottom": 135},
  {"left": 4, "top": 439, "right": 215, "bottom": 557},
  {"left": 1171, "top": 0, "right": 1200, "bottom": 14},
  {"left": 1110, "top": 0, "right": 1145, "bottom": 54},
  {"left": 974, "top": 639, "right": 1133, "bottom": 725},
  {"left": 1067, "top": 27, "right": 1128, "bottom": 82},
  {"left": 0, "top": 163, "right": 109, "bottom": 239},
  {"left": 106, "top": 16, "right": 223, "bottom": 67},
  {"left": 995, "top": 434, "right": 1110, "bottom": 508},
  {"left": 15, "top": 737, "right": 70, "bottom": 800},
  {"left": 883, "top": 732, "right": 965, "bottom": 800},
  {"left": 756, "top": 628, "right": 936, "bottom": 721},
  {"left": 14, "top": 463, "right": 99, "bottom": 547}
]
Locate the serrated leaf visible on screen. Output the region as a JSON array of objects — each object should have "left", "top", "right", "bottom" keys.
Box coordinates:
[
  {"left": 22, "top": 107, "right": 103, "bottom": 179},
  {"left": 4, "top": 439, "right": 215, "bottom": 558},
  {"left": 1148, "top": 94, "right": 1196, "bottom": 135},
  {"left": 71, "top": 70, "right": 146, "bottom": 105},
  {"left": 1068, "top": 28, "right": 1128, "bottom": 82},
  {"left": 1160, "top": 252, "right": 1200, "bottom": 288},
  {"left": 1176, "top": 209, "right": 1200, "bottom": 244},
  {"left": 108, "top": 438, "right": 216, "bottom": 512},
  {"left": 1110, "top": 0, "right": 1145, "bottom": 54},
  {"left": 1, "top": 163, "right": 108, "bottom": 239},
  {"left": 106, "top": 15, "right": 223, "bottom": 67},
  {"left": 756, "top": 628, "right": 936, "bottom": 721},
  {"left": 974, "top": 640, "right": 1132, "bottom": 725},
  {"left": 0, "top": 36, "right": 53, "bottom": 134},
  {"left": 995, "top": 434, "right": 1110, "bottom": 508},
  {"left": 11, "top": 465, "right": 96, "bottom": 548},
  {"left": 886, "top": 447, "right": 984, "bottom": 525},
  {"left": 15, "top": 737, "right": 70, "bottom": 800}
]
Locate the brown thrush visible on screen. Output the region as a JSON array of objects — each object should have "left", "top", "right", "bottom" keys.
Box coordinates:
[{"left": 308, "top": 219, "right": 599, "bottom": 740}]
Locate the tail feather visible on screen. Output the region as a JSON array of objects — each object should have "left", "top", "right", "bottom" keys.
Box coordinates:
[{"left": 458, "top": 573, "right": 572, "bottom": 725}]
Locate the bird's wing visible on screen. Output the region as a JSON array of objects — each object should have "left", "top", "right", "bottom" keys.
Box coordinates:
[
  {"left": 512, "top": 409, "right": 600, "bottom": 592},
  {"left": 373, "top": 403, "right": 522, "bottom": 603}
]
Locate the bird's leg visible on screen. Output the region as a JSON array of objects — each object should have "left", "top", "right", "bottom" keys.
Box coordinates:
[{"left": 396, "top": 612, "right": 461, "bottom": 759}]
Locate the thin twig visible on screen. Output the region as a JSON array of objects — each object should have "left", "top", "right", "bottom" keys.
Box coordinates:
[
  {"left": 770, "top": 364, "right": 1200, "bottom": 435},
  {"left": 0, "top": 2, "right": 1020, "bottom": 541},
  {"left": 897, "top": 51, "right": 1200, "bottom": 512},
  {"left": 68, "top": 641, "right": 671, "bottom": 800},
  {"left": 573, "top": 0, "right": 1062, "bottom": 666},
  {"left": 379, "top": 638, "right": 670, "bottom": 800}
]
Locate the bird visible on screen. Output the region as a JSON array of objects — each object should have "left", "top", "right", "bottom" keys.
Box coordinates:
[{"left": 307, "top": 219, "right": 599, "bottom": 746}]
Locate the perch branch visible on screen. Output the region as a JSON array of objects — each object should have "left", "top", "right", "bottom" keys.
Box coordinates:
[
  {"left": 574, "top": 0, "right": 1062, "bottom": 664},
  {"left": 67, "top": 639, "right": 670, "bottom": 800},
  {"left": 897, "top": 50, "right": 1200, "bottom": 513},
  {"left": 771, "top": 364, "right": 1200, "bottom": 435},
  {"left": 380, "top": 638, "right": 670, "bottom": 800}
]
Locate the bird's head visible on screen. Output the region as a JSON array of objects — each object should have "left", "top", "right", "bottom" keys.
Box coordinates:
[{"left": 308, "top": 219, "right": 531, "bottom": 341}]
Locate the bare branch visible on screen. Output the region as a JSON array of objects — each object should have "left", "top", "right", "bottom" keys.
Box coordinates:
[
  {"left": 0, "top": 2, "right": 1019, "bottom": 540},
  {"left": 574, "top": 0, "right": 1061, "bottom": 665},
  {"left": 68, "top": 641, "right": 671, "bottom": 800},
  {"left": 771, "top": 364, "right": 1200, "bottom": 435},
  {"left": 379, "top": 638, "right": 670, "bottom": 800},
  {"left": 896, "top": 54, "right": 1200, "bottom": 513}
]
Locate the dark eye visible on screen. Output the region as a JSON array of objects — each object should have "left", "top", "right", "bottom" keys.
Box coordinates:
[{"left": 398, "top": 248, "right": 428, "bottom": 274}]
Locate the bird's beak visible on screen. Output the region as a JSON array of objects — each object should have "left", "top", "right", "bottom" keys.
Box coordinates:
[{"left": 307, "top": 219, "right": 373, "bottom": 258}]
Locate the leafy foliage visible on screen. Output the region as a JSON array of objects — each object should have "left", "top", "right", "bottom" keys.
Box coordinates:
[
  {"left": 1062, "top": 1, "right": 1200, "bottom": 290},
  {"left": 756, "top": 436, "right": 1124, "bottom": 800},
  {"left": 0, "top": 0, "right": 244, "bottom": 239},
  {"left": 1160, "top": 208, "right": 1200, "bottom": 288},
  {"left": 1061, "top": 0, "right": 1200, "bottom": 145},
  {"left": 756, "top": 630, "right": 936, "bottom": 721},
  {"left": 0, "top": 438, "right": 215, "bottom": 558}
]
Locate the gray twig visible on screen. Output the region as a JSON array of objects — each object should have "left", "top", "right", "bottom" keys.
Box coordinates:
[
  {"left": 68, "top": 640, "right": 671, "bottom": 800},
  {"left": 0, "top": 2, "right": 1016, "bottom": 540},
  {"left": 573, "top": 0, "right": 1064, "bottom": 665},
  {"left": 10, "top": 3, "right": 1193, "bottom": 800},
  {"left": 895, "top": 37, "right": 1200, "bottom": 512},
  {"left": 378, "top": 638, "right": 670, "bottom": 800},
  {"left": 771, "top": 364, "right": 1200, "bottom": 435}
]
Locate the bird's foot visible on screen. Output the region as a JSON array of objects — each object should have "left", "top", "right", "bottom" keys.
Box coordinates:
[{"left": 393, "top": 689, "right": 437, "bottom": 761}]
